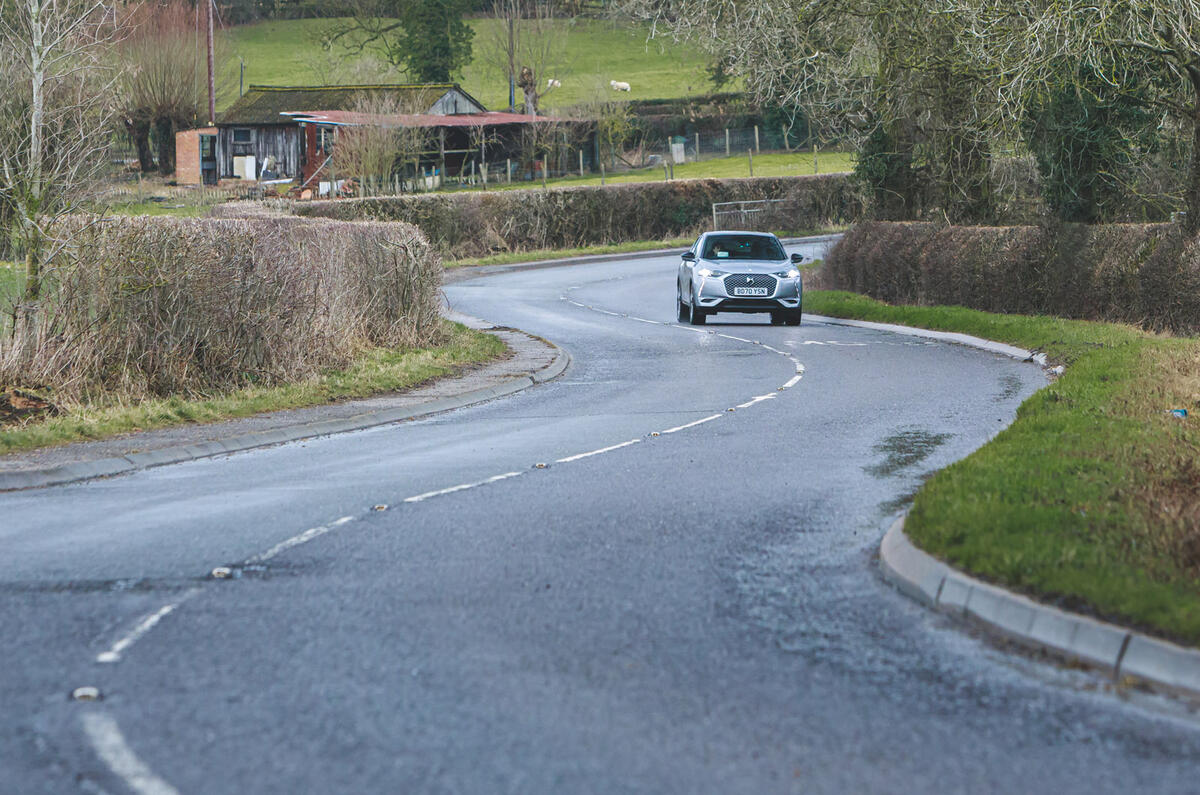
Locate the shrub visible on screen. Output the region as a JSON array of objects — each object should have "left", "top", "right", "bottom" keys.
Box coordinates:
[
  {"left": 282, "top": 174, "right": 859, "bottom": 259},
  {"left": 0, "top": 215, "right": 442, "bottom": 400},
  {"left": 822, "top": 220, "right": 1200, "bottom": 333}
]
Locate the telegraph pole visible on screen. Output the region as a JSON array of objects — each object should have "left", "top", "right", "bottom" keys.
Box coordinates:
[{"left": 206, "top": 0, "right": 216, "bottom": 125}]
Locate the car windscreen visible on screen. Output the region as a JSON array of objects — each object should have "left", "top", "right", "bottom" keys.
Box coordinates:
[{"left": 701, "top": 234, "right": 786, "bottom": 261}]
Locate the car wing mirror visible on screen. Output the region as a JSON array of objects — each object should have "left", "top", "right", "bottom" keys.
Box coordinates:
[
  {"left": 681, "top": 251, "right": 697, "bottom": 262},
  {"left": 790, "top": 253, "right": 806, "bottom": 264}
]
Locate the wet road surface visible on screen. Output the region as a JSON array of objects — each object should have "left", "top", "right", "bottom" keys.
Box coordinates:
[{"left": 4, "top": 245, "right": 1200, "bottom": 793}]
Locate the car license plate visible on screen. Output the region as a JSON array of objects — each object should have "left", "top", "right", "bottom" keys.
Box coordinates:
[{"left": 732, "top": 287, "right": 769, "bottom": 296}]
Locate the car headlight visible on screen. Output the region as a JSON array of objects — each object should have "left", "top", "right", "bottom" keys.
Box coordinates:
[
  {"left": 697, "top": 268, "right": 728, "bottom": 278},
  {"left": 774, "top": 269, "right": 801, "bottom": 279}
]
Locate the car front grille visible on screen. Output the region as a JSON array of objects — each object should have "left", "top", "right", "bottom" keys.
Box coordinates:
[{"left": 726, "top": 274, "right": 777, "bottom": 293}]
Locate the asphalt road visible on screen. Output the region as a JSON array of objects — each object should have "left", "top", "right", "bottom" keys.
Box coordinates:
[{"left": 4, "top": 244, "right": 1200, "bottom": 794}]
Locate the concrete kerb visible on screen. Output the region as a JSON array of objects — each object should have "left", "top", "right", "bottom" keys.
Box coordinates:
[
  {"left": 0, "top": 330, "right": 570, "bottom": 493},
  {"left": 842, "top": 311, "right": 1200, "bottom": 699},
  {"left": 881, "top": 516, "right": 1200, "bottom": 701},
  {"left": 806, "top": 314, "right": 1049, "bottom": 366}
]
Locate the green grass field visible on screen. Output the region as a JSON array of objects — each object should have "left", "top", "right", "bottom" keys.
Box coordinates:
[
  {"left": 0, "top": 262, "right": 20, "bottom": 336},
  {"left": 476, "top": 150, "right": 854, "bottom": 191},
  {"left": 226, "top": 18, "right": 720, "bottom": 111},
  {"left": 0, "top": 261, "right": 19, "bottom": 298},
  {"left": 806, "top": 290, "right": 1200, "bottom": 646}
]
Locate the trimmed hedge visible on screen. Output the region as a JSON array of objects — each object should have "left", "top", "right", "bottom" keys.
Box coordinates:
[
  {"left": 2, "top": 216, "right": 442, "bottom": 399},
  {"left": 283, "top": 174, "right": 858, "bottom": 259},
  {"left": 823, "top": 221, "right": 1200, "bottom": 334}
]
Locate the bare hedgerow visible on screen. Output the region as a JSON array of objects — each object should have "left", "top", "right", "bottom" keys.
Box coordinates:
[
  {"left": 822, "top": 221, "right": 1200, "bottom": 335},
  {"left": 0, "top": 216, "right": 443, "bottom": 401},
  {"left": 294, "top": 174, "right": 860, "bottom": 259}
]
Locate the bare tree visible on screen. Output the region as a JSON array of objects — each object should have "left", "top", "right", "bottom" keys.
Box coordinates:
[
  {"left": 332, "top": 92, "right": 435, "bottom": 193},
  {"left": 520, "top": 117, "right": 569, "bottom": 186},
  {"left": 465, "top": 121, "right": 500, "bottom": 187},
  {"left": 116, "top": 0, "right": 231, "bottom": 176},
  {"left": 481, "top": 0, "right": 571, "bottom": 114},
  {"left": 321, "top": 0, "right": 475, "bottom": 83},
  {"left": 0, "top": 0, "right": 118, "bottom": 325},
  {"left": 301, "top": 44, "right": 404, "bottom": 87},
  {"left": 624, "top": 0, "right": 1002, "bottom": 220},
  {"left": 582, "top": 85, "right": 633, "bottom": 170},
  {"left": 947, "top": 0, "right": 1200, "bottom": 232}
]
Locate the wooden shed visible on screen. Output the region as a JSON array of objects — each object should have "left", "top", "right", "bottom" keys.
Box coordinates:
[{"left": 192, "top": 83, "right": 487, "bottom": 184}]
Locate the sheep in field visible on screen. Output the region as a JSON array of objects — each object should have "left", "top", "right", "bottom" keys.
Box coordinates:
[
  {"left": 547, "top": 78, "right": 561, "bottom": 89},
  {"left": 610, "top": 80, "right": 631, "bottom": 92}
]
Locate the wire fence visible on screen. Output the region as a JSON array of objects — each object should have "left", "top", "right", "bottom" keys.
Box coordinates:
[
  {"left": 327, "top": 125, "right": 838, "bottom": 199},
  {"left": 103, "top": 180, "right": 282, "bottom": 205}
]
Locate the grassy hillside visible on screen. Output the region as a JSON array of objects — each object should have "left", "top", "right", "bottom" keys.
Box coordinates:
[{"left": 225, "top": 18, "right": 721, "bottom": 112}]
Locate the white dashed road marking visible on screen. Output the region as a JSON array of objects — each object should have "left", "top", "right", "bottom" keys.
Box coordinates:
[
  {"left": 97, "top": 599, "right": 193, "bottom": 664},
  {"left": 75, "top": 269, "right": 815, "bottom": 795},
  {"left": 661, "top": 414, "right": 724, "bottom": 434},
  {"left": 403, "top": 471, "right": 524, "bottom": 503},
  {"left": 81, "top": 712, "right": 181, "bottom": 795},
  {"left": 556, "top": 439, "right": 641, "bottom": 463},
  {"left": 246, "top": 515, "right": 356, "bottom": 564}
]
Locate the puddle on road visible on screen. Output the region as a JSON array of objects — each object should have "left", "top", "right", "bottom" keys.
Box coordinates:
[
  {"left": 994, "top": 373, "right": 1024, "bottom": 403},
  {"left": 865, "top": 429, "right": 953, "bottom": 478}
]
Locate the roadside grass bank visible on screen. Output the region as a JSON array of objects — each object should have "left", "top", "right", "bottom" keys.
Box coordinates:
[
  {"left": 446, "top": 229, "right": 843, "bottom": 269},
  {"left": 806, "top": 290, "right": 1200, "bottom": 645},
  {"left": 0, "top": 322, "right": 505, "bottom": 456}
]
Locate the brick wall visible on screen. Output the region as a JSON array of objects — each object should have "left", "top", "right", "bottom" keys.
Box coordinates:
[{"left": 174, "top": 127, "right": 217, "bottom": 185}]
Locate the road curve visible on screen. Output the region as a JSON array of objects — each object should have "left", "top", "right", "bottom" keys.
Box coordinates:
[{"left": 3, "top": 245, "right": 1200, "bottom": 794}]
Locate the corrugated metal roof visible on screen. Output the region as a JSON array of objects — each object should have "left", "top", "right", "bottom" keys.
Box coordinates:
[
  {"left": 219, "top": 84, "right": 486, "bottom": 126},
  {"left": 282, "top": 110, "right": 573, "bottom": 128}
]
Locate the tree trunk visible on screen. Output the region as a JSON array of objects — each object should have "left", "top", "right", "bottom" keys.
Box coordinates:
[
  {"left": 1187, "top": 109, "right": 1200, "bottom": 237},
  {"left": 155, "top": 117, "right": 175, "bottom": 176},
  {"left": 21, "top": 229, "right": 42, "bottom": 303},
  {"left": 126, "top": 118, "right": 155, "bottom": 173}
]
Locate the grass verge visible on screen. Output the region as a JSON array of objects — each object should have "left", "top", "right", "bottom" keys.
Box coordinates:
[
  {"left": 807, "top": 290, "right": 1200, "bottom": 646},
  {"left": 0, "top": 322, "right": 506, "bottom": 456}
]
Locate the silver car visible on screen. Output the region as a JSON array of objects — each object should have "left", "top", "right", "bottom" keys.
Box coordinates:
[{"left": 677, "top": 231, "right": 804, "bottom": 325}]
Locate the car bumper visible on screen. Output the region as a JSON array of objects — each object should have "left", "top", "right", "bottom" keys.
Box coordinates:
[{"left": 695, "top": 276, "right": 802, "bottom": 313}]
